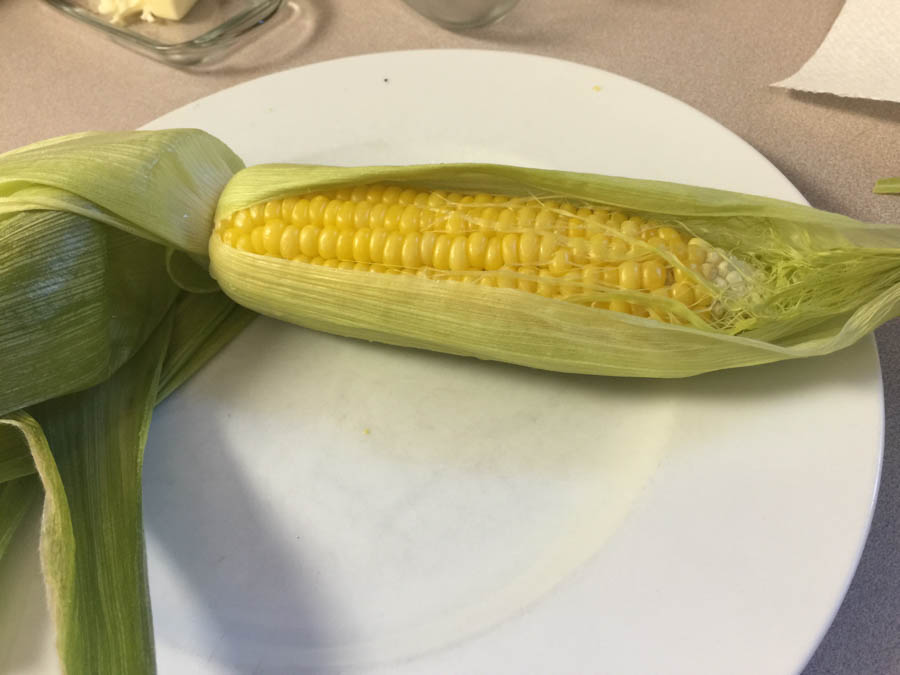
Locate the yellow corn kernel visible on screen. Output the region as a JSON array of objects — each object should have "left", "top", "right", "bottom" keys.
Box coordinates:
[
  {"left": 369, "top": 202, "right": 388, "bottom": 229},
  {"left": 235, "top": 233, "right": 253, "bottom": 253},
  {"left": 264, "top": 200, "right": 281, "bottom": 221},
  {"left": 446, "top": 211, "right": 467, "bottom": 234},
  {"left": 318, "top": 227, "right": 339, "bottom": 259},
  {"left": 570, "top": 208, "right": 592, "bottom": 237},
  {"left": 641, "top": 259, "right": 666, "bottom": 290},
  {"left": 618, "top": 261, "right": 641, "bottom": 290},
  {"left": 538, "top": 233, "right": 558, "bottom": 263},
  {"left": 426, "top": 190, "right": 447, "bottom": 208},
  {"left": 419, "top": 207, "right": 435, "bottom": 231},
  {"left": 518, "top": 230, "right": 539, "bottom": 264},
  {"left": 338, "top": 261, "right": 355, "bottom": 270},
  {"left": 484, "top": 236, "right": 503, "bottom": 271},
  {"left": 383, "top": 232, "right": 404, "bottom": 266},
  {"left": 433, "top": 234, "right": 452, "bottom": 270},
  {"left": 687, "top": 243, "right": 707, "bottom": 264},
  {"left": 608, "top": 237, "right": 629, "bottom": 260},
  {"left": 334, "top": 188, "right": 352, "bottom": 201},
  {"left": 289, "top": 198, "right": 310, "bottom": 226},
  {"left": 353, "top": 201, "right": 372, "bottom": 228},
  {"left": 280, "top": 225, "right": 301, "bottom": 259},
  {"left": 535, "top": 208, "right": 556, "bottom": 232},
  {"left": 472, "top": 207, "right": 494, "bottom": 231},
  {"left": 232, "top": 210, "right": 253, "bottom": 232},
  {"left": 599, "top": 268, "right": 617, "bottom": 290},
  {"left": 621, "top": 219, "right": 641, "bottom": 239},
  {"left": 588, "top": 234, "right": 609, "bottom": 263},
  {"left": 419, "top": 231, "right": 437, "bottom": 267},
  {"left": 382, "top": 186, "right": 403, "bottom": 204},
  {"left": 263, "top": 219, "right": 286, "bottom": 256},
  {"left": 402, "top": 232, "right": 422, "bottom": 268},
  {"left": 336, "top": 229, "right": 355, "bottom": 260},
  {"left": 308, "top": 195, "right": 329, "bottom": 225},
  {"left": 399, "top": 188, "right": 418, "bottom": 205},
  {"left": 248, "top": 203, "right": 266, "bottom": 227},
  {"left": 501, "top": 233, "right": 519, "bottom": 266},
  {"left": 384, "top": 204, "right": 404, "bottom": 231},
  {"left": 449, "top": 235, "right": 469, "bottom": 271},
  {"left": 548, "top": 249, "right": 571, "bottom": 276},
  {"left": 646, "top": 236, "right": 667, "bottom": 252},
  {"left": 467, "top": 231, "right": 489, "bottom": 268},
  {"left": 514, "top": 206, "right": 536, "bottom": 231},
  {"left": 337, "top": 201, "right": 356, "bottom": 229},
  {"left": 350, "top": 185, "right": 368, "bottom": 202},
  {"left": 672, "top": 281, "right": 696, "bottom": 306},
  {"left": 609, "top": 299, "right": 631, "bottom": 314},
  {"left": 400, "top": 205, "right": 420, "bottom": 233},
  {"left": 369, "top": 228, "right": 388, "bottom": 263},
  {"left": 250, "top": 226, "right": 265, "bottom": 254},
  {"left": 323, "top": 258, "right": 340, "bottom": 269},
  {"left": 300, "top": 225, "right": 321, "bottom": 258},
  {"left": 569, "top": 237, "right": 589, "bottom": 265},
  {"left": 631, "top": 303, "right": 650, "bottom": 318}
]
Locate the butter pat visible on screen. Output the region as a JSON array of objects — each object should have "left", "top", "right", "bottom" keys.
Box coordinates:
[{"left": 97, "top": 0, "right": 199, "bottom": 23}]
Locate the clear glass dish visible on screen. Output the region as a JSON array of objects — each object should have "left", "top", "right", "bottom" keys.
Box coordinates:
[{"left": 42, "top": 0, "right": 284, "bottom": 66}]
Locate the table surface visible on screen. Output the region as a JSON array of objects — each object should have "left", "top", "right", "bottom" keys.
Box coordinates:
[{"left": 1, "top": 0, "right": 898, "bottom": 673}]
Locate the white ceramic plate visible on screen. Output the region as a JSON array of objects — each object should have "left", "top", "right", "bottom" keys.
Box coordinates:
[{"left": 0, "top": 50, "right": 883, "bottom": 675}]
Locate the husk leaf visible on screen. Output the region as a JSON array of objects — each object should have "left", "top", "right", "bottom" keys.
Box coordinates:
[
  {"left": 0, "top": 130, "right": 254, "bottom": 675},
  {"left": 0, "top": 130, "right": 243, "bottom": 417}
]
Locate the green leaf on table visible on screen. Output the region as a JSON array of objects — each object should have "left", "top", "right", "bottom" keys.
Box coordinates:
[{"left": 874, "top": 177, "right": 900, "bottom": 194}]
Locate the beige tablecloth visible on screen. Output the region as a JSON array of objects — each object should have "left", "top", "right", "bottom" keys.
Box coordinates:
[{"left": 1, "top": 0, "right": 898, "bottom": 672}]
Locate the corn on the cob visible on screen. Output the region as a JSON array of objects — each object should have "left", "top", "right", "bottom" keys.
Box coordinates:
[{"left": 213, "top": 185, "right": 754, "bottom": 329}]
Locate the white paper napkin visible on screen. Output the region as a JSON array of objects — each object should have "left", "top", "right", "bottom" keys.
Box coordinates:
[{"left": 772, "top": 0, "right": 900, "bottom": 103}]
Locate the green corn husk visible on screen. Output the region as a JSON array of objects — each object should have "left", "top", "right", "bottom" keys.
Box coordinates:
[
  {"left": 0, "top": 130, "right": 253, "bottom": 675},
  {"left": 211, "top": 163, "right": 900, "bottom": 378},
  {"left": 0, "top": 129, "right": 245, "bottom": 417}
]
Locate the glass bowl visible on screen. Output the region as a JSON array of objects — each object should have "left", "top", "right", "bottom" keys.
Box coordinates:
[{"left": 42, "top": 0, "right": 284, "bottom": 66}]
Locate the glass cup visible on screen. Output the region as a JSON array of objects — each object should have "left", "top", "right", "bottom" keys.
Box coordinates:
[{"left": 400, "top": 0, "right": 520, "bottom": 30}]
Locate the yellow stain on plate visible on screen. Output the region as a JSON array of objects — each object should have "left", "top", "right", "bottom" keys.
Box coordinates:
[
  {"left": 363, "top": 427, "right": 371, "bottom": 435},
  {"left": 592, "top": 85, "right": 603, "bottom": 92}
]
